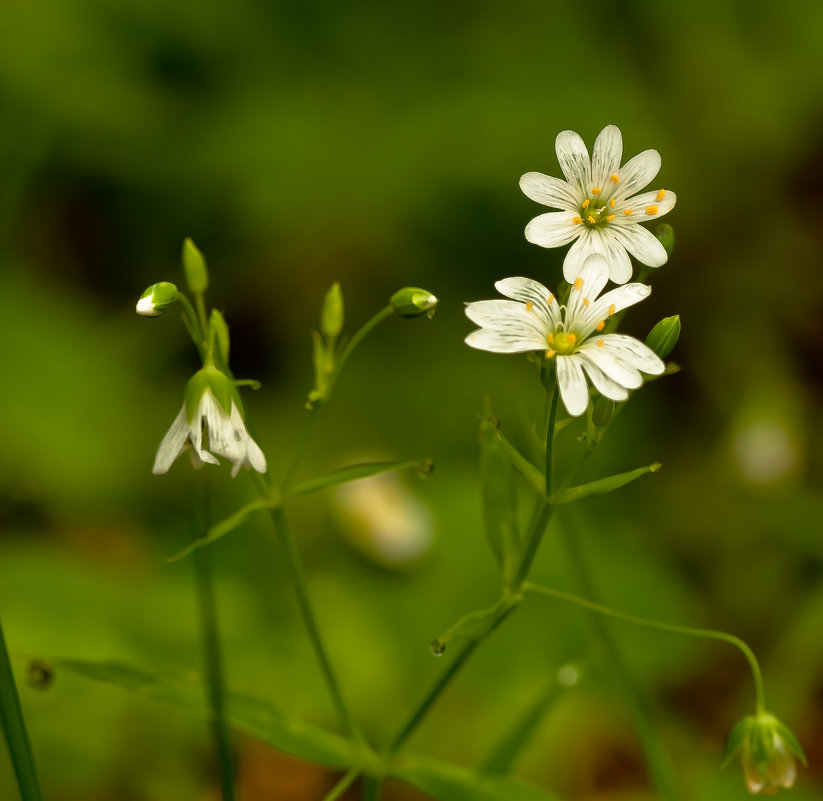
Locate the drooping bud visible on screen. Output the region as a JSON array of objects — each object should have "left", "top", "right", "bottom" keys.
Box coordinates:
[
  {"left": 722, "top": 712, "right": 806, "bottom": 795},
  {"left": 390, "top": 287, "right": 438, "bottom": 318},
  {"left": 182, "top": 238, "right": 209, "bottom": 295},
  {"left": 655, "top": 223, "right": 675, "bottom": 259},
  {"left": 136, "top": 282, "right": 179, "bottom": 317},
  {"left": 209, "top": 309, "right": 231, "bottom": 368},
  {"left": 320, "top": 282, "right": 344, "bottom": 341},
  {"left": 646, "top": 315, "right": 681, "bottom": 358}
]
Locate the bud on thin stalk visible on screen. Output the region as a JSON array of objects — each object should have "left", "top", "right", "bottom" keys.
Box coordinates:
[
  {"left": 182, "top": 238, "right": 209, "bottom": 295},
  {"left": 136, "top": 282, "right": 179, "bottom": 317},
  {"left": 320, "top": 282, "right": 344, "bottom": 342},
  {"left": 390, "top": 287, "right": 438, "bottom": 318}
]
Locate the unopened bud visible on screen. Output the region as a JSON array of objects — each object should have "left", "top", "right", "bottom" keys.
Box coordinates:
[
  {"left": 390, "top": 287, "right": 438, "bottom": 318},
  {"left": 655, "top": 223, "right": 675, "bottom": 259},
  {"left": 136, "top": 282, "right": 179, "bottom": 317},
  {"left": 591, "top": 396, "right": 616, "bottom": 428},
  {"left": 182, "top": 238, "right": 209, "bottom": 294},
  {"left": 321, "top": 282, "right": 344, "bottom": 340},
  {"left": 646, "top": 315, "right": 681, "bottom": 358}
]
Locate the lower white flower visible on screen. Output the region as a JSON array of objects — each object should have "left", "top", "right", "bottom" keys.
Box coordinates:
[
  {"left": 464, "top": 254, "right": 664, "bottom": 416},
  {"left": 153, "top": 367, "right": 267, "bottom": 477}
]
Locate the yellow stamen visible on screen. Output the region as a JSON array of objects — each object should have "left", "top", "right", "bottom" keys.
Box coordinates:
[
  {"left": 610, "top": 173, "right": 619, "bottom": 184},
  {"left": 572, "top": 216, "right": 582, "bottom": 225},
  {"left": 623, "top": 208, "right": 633, "bottom": 215},
  {"left": 547, "top": 294, "right": 554, "bottom": 304},
  {"left": 546, "top": 332, "right": 554, "bottom": 344},
  {"left": 610, "top": 198, "right": 616, "bottom": 207},
  {"left": 583, "top": 297, "right": 590, "bottom": 307},
  {"left": 582, "top": 199, "right": 590, "bottom": 209},
  {"left": 567, "top": 333, "right": 577, "bottom": 344},
  {"left": 597, "top": 339, "right": 605, "bottom": 347},
  {"left": 573, "top": 278, "right": 584, "bottom": 290},
  {"left": 645, "top": 205, "right": 659, "bottom": 215},
  {"left": 608, "top": 303, "right": 616, "bottom": 316},
  {"left": 545, "top": 349, "right": 556, "bottom": 359},
  {"left": 525, "top": 301, "right": 533, "bottom": 312},
  {"left": 606, "top": 214, "right": 616, "bottom": 221},
  {"left": 656, "top": 188, "right": 666, "bottom": 202},
  {"left": 596, "top": 320, "right": 605, "bottom": 331},
  {"left": 587, "top": 215, "right": 596, "bottom": 225},
  {"left": 591, "top": 187, "right": 602, "bottom": 196}
]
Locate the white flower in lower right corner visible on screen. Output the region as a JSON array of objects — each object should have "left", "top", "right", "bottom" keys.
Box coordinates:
[
  {"left": 464, "top": 253, "right": 664, "bottom": 416},
  {"left": 153, "top": 366, "right": 267, "bottom": 477}
]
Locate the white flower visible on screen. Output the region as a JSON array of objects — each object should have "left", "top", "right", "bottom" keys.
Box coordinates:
[
  {"left": 153, "top": 368, "right": 267, "bottom": 477},
  {"left": 464, "top": 254, "right": 664, "bottom": 416},
  {"left": 520, "top": 124, "right": 677, "bottom": 284}
]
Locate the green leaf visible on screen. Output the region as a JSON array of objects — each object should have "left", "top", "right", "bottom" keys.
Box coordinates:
[
  {"left": 495, "top": 429, "right": 544, "bottom": 497},
  {"left": 54, "top": 659, "right": 357, "bottom": 769},
  {"left": 392, "top": 754, "right": 563, "bottom": 801},
  {"left": 165, "top": 499, "right": 278, "bottom": 563},
  {"left": 434, "top": 596, "right": 516, "bottom": 653},
  {"left": 550, "top": 464, "right": 661, "bottom": 505},
  {"left": 289, "top": 460, "right": 423, "bottom": 497}
]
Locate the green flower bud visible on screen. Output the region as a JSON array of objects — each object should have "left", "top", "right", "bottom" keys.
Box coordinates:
[
  {"left": 136, "top": 282, "right": 178, "bottom": 317},
  {"left": 645, "top": 315, "right": 681, "bottom": 359},
  {"left": 209, "top": 309, "right": 230, "bottom": 367},
  {"left": 591, "top": 396, "right": 616, "bottom": 428},
  {"left": 321, "top": 282, "right": 344, "bottom": 341},
  {"left": 182, "top": 237, "right": 209, "bottom": 295},
  {"left": 722, "top": 712, "right": 806, "bottom": 795},
  {"left": 655, "top": 223, "right": 675, "bottom": 259},
  {"left": 390, "top": 287, "right": 438, "bottom": 318}
]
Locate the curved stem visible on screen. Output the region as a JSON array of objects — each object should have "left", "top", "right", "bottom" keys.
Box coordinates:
[
  {"left": 524, "top": 581, "right": 766, "bottom": 714},
  {"left": 281, "top": 405, "right": 321, "bottom": 491},
  {"left": 331, "top": 306, "right": 393, "bottom": 392},
  {"left": 177, "top": 292, "right": 206, "bottom": 360}
]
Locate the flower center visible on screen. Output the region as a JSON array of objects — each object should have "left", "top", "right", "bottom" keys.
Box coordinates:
[
  {"left": 546, "top": 330, "right": 578, "bottom": 357},
  {"left": 572, "top": 187, "right": 618, "bottom": 229}
]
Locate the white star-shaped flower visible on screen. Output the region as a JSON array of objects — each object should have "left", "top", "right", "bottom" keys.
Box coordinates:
[
  {"left": 520, "top": 125, "right": 677, "bottom": 284},
  {"left": 153, "top": 369, "right": 267, "bottom": 477},
  {"left": 464, "top": 254, "right": 664, "bottom": 416}
]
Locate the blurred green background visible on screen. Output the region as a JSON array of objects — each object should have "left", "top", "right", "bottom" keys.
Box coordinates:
[{"left": 2, "top": 0, "right": 823, "bottom": 798}]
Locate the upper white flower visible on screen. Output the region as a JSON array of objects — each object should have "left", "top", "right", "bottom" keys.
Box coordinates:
[
  {"left": 153, "top": 368, "right": 267, "bottom": 477},
  {"left": 520, "top": 124, "right": 677, "bottom": 284},
  {"left": 464, "top": 254, "right": 664, "bottom": 417}
]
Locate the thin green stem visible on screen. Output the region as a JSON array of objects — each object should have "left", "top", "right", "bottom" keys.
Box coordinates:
[
  {"left": 177, "top": 292, "right": 205, "bottom": 359},
  {"left": 331, "top": 306, "right": 393, "bottom": 392},
  {"left": 0, "top": 618, "right": 42, "bottom": 801},
  {"left": 194, "top": 293, "right": 209, "bottom": 346},
  {"left": 281, "top": 404, "right": 321, "bottom": 491},
  {"left": 267, "top": 506, "right": 361, "bottom": 742},
  {"left": 524, "top": 581, "right": 765, "bottom": 714},
  {"left": 193, "top": 481, "right": 235, "bottom": 800},
  {"left": 544, "top": 383, "right": 559, "bottom": 498},
  {"left": 323, "top": 766, "right": 360, "bottom": 801},
  {"left": 360, "top": 774, "right": 382, "bottom": 801}
]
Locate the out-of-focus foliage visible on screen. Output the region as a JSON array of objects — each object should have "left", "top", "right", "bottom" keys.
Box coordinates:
[{"left": 2, "top": 0, "right": 823, "bottom": 798}]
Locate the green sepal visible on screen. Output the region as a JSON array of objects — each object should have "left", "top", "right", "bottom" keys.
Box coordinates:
[
  {"left": 480, "top": 413, "right": 521, "bottom": 585},
  {"left": 722, "top": 715, "right": 754, "bottom": 768},
  {"left": 320, "top": 282, "right": 344, "bottom": 342},
  {"left": 390, "top": 287, "right": 438, "bottom": 318},
  {"left": 774, "top": 720, "right": 807, "bottom": 765},
  {"left": 184, "top": 366, "right": 238, "bottom": 423},
  {"left": 550, "top": 463, "right": 661, "bottom": 505},
  {"left": 646, "top": 315, "right": 681, "bottom": 359},
  {"left": 182, "top": 237, "right": 209, "bottom": 294},
  {"left": 591, "top": 396, "right": 615, "bottom": 429},
  {"left": 309, "top": 330, "right": 333, "bottom": 406},
  {"left": 749, "top": 716, "right": 774, "bottom": 771},
  {"left": 209, "top": 309, "right": 231, "bottom": 369},
  {"left": 655, "top": 223, "right": 675, "bottom": 259},
  {"left": 289, "top": 460, "right": 425, "bottom": 498}
]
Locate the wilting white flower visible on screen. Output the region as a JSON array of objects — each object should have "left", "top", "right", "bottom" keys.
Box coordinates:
[
  {"left": 464, "top": 254, "right": 664, "bottom": 416},
  {"left": 153, "top": 367, "right": 266, "bottom": 477},
  {"left": 520, "top": 124, "right": 677, "bottom": 284}
]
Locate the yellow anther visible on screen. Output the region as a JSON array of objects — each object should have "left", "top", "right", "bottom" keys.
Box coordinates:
[
  {"left": 608, "top": 303, "right": 616, "bottom": 316},
  {"left": 567, "top": 333, "right": 577, "bottom": 344},
  {"left": 572, "top": 216, "right": 582, "bottom": 225},
  {"left": 623, "top": 208, "right": 633, "bottom": 215},
  {"left": 545, "top": 349, "right": 556, "bottom": 359},
  {"left": 610, "top": 173, "right": 620, "bottom": 183},
  {"left": 525, "top": 301, "right": 534, "bottom": 312},
  {"left": 547, "top": 294, "right": 554, "bottom": 304},
  {"left": 583, "top": 297, "right": 590, "bottom": 307},
  {"left": 546, "top": 332, "right": 554, "bottom": 344},
  {"left": 582, "top": 198, "right": 590, "bottom": 209},
  {"left": 596, "top": 320, "right": 605, "bottom": 331},
  {"left": 610, "top": 198, "right": 616, "bottom": 207},
  {"left": 591, "top": 187, "right": 602, "bottom": 196},
  {"left": 606, "top": 214, "right": 616, "bottom": 222},
  {"left": 587, "top": 215, "right": 596, "bottom": 225},
  {"left": 645, "top": 205, "right": 659, "bottom": 215},
  {"left": 656, "top": 188, "right": 666, "bottom": 202},
  {"left": 597, "top": 339, "right": 605, "bottom": 347},
  {"left": 573, "top": 278, "right": 584, "bottom": 290}
]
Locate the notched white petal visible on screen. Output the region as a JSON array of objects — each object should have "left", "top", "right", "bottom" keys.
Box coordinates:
[
  {"left": 525, "top": 211, "right": 580, "bottom": 249},
  {"left": 152, "top": 406, "right": 189, "bottom": 474},
  {"left": 556, "top": 355, "right": 590, "bottom": 417},
  {"left": 465, "top": 328, "right": 544, "bottom": 354},
  {"left": 555, "top": 129, "right": 591, "bottom": 194},
  {"left": 519, "top": 172, "right": 578, "bottom": 210},
  {"left": 591, "top": 125, "right": 623, "bottom": 189},
  {"left": 617, "top": 149, "right": 661, "bottom": 197}
]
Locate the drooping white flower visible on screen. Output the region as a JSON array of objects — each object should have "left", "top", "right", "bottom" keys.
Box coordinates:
[
  {"left": 153, "top": 366, "right": 267, "bottom": 477},
  {"left": 520, "top": 125, "right": 677, "bottom": 284},
  {"left": 464, "top": 254, "right": 664, "bottom": 416}
]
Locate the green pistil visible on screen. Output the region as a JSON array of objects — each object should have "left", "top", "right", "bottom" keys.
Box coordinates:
[
  {"left": 580, "top": 197, "right": 611, "bottom": 228},
  {"left": 548, "top": 331, "right": 578, "bottom": 355}
]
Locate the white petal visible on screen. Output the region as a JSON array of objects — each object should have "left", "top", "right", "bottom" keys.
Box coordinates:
[
  {"left": 554, "top": 129, "right": 591, "bottom": 196},
  {"left": 465, "top": 299, "right": 549, "bottom": 335},
  {"left": 576, "top": 353, "right": 630, "bottom": 402},
  {"left": 575, "top": 283, "right": 652, "bottom": 339},
  {"left": 610, "top": 224, "right": 668, "bottom": 267},
  {"left": 465, "top": 328, "right": 545, "bottom": 354},
  {"left": 519, "top": 172, "right": 578, "bottom": 210},
  {"left": 616, "top": 149, "right": 660, "bottom": 198},
  {"left": 591, "top": 125, "right": 623, "bottom": 190},
  {"left": 152, "top": 405, "right": 189, "bottom": 474},
  {"left": 190, "top": 393, "right": 220, "bottom": 466},
  {"left": 596, "top": 229, "right": 633, "bottom": 284},
  {"left": 244, "top": 435, "right": 268, "bottom": 475},
  {"left": 556, "top": 356, "right": 590, "bottom": 417},
  {"left": 576, "top": 341, "right": 643, "bottom": 389},
  {"left": 566, "top": 253, "right": 610, "bottom": 324},
  {"left": 524, "top": 211, "right": 581, "bottom": 249},
  {"left": 618, "top": 189, "right": 677, "bottom": 219},
  {"left": 562, "top": 229, "right": 597, "bottom": 284},
  {"left": 601, "top": 334, "right": 665, "bottom": 375},
  {"left": 493, "top": 277, "right": 561, "bottom": 329}
]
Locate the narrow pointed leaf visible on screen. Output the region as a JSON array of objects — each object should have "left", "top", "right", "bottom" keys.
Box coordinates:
[
  {"left": 495, "top": 430, "right": 544, "bottom": 497},
  {"left": 54, "top": 659, "right": 357, "bottom": 768},
  {"left": 550, "top": 463, "right": 662, "bottom": 505},
  {"left": 289, "top": 460, "right": 423, "bottom": 497}
]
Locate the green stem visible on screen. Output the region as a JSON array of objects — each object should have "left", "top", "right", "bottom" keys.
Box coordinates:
[
  {"left": 193, "top": 482, "right": 235, "bottom": 800},
  {"left": 323, "top": 766, "right": 360, "bottom": 801},
  {"left": 524, "top": 580, "right": 765, "bottom": 715},
  {"left": 177, "top": 292, "right": 206, "bottom": 359},
  {"left": 360, "top": 774, "right": 382, "bottom": 801},
  {"left": 281, "top": 404, "right": 321, "bottom": 491},
  {"left": 267, "top": 505, "right": 361, "bottom": 742},
  {"left": 544, "top": 384, "right": 559, "bottom": 498},
  {"left": 0, "top": 618, "right": 42, "bottom": 801},
  {"left": 331, "top": 306, "right": 394, "bottom": 392},
  {"left": 194, "top": 292, "right": 209, "bottom": 346}
]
